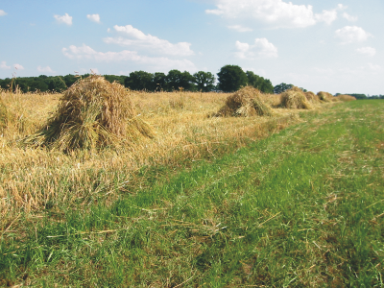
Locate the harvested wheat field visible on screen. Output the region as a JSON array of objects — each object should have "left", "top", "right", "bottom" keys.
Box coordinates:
[
  {"left": 0, "top": 82, "right": 337, "bottom": 216},
  {"left": 2, "top": 80, "right": 382, "bottom": 288}
]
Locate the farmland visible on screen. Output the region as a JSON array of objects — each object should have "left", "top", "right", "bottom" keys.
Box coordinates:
[{"left": 0, "top": 87, "right": 383, "bottom": 287}]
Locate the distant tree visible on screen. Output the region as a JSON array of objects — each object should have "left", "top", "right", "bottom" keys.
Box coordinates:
[
  {"left": 346, "top": 94, "right": 367, "bottom": 100},
  {"left": 126, "top": 71, "right": 154, "bottom": 90},
  {"left": 166, "top": 70, "right": 181, "bottom": 91},
  {"left": 262, "top": 79, "right": 274, "bottom": 93},
  {"left": 63, "top": 74, "right": 78, "bottom": 88},
  {"left": 0, "top": 78, "right": 12, "bottom": 91},
  {"left": 166, "top": 70, "right": 195, "bottom": 91},
  {"left": 153, "top": 72, "right": 167, "bottom": 91},
  {"left": 180, "top": 71, "right": 196, "bottom": 91},
  {"left": 31, "top": 78, "right": 49, "bottom": 92},
  {"left": 48, "top": 76, "right": 67, "bottom": 92},
  {"left": 104, "top": 75, "right": 126, "bottom": 86},
  {"left": 274, "top": 83, "right": 293, "bottom": 94},
  {"left": 217, "top": 65, "right": 247, "bottom": 92},
  {"left": 193, "top": 71, "right": 215, "bottom": 92},
  {"left": 246, "top": 71, "right": 274, "bottom": 93}
]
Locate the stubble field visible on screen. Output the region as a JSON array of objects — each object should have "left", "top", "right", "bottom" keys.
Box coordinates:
[{"left": 1, "top": 88, "right": 383, "bottom": 287}]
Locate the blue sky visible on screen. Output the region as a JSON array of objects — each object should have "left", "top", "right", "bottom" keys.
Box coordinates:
[{"left": 0, "top": 0, "right": 383, "bottom": 94}]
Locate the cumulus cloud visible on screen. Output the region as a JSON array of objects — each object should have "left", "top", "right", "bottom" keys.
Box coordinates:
[
  {"left": 342, "top": 12, "right": 358, "bottom": 22},
  {"left": 104, "top": 25, "right": 194, "bottom": 56},
  {"left": 54, "top": 13, "right": 73, "bottom": 26},
  {"left": 206, "top": 0, "right": 317, "bottom": 28},
  {"left": 315, "top": 9, "right": 337, "bottom": 25},
  {"left": 0, "top": 61, "right": 11, "bottom": 69},
  {"left": 206, "top": 1, "right": 348, "bottom": 28},
  {"left": 356, "top": 47, "right": 376, "bottom": 57},
  {"left": 235, "top": 38, "right": 278, "bottom": 59},
  {"left": 315, "top": 4, "right": 347, "bottom": 25},
  {"left": 87, "top": 14, "right": 100, "bottom": 23},
  {"left": 37, "top": 65, "right": 55, "bottom": 74},
  {"left": 227, "top": 25, "right": 252, "bottom": 32},
  {"left": 62, "top": 44, "right": 197, "bottom": 71},
  {"left": 0, "top": 9, "right": 6, "bottom": 16},
  {"left": 335, "top": 26, "right": 371, "bottom": 43},
  {"left": 14, "top": 64, "right": 24, "bottom": 70}
]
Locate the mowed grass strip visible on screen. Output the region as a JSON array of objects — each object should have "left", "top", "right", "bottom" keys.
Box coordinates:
[{"left": 1, "top": 100, "right": 384, "bottom": 287}]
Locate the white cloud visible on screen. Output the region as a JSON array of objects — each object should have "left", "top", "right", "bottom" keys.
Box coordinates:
[
  {"left": 206, "top": 0, "right": 317, "bottom": 28},
  {"left": 62, "top": 44, "right": 197, "bottom": 71},
  {"left": 227, "top": 25, "right": 253, "bottom": 32},
  {"left": 356, "top": 47, "right": 376, "bottom": 57},
  {"left": 37, "top": 65, "right": 55, "bottom": 74},
  {"left": 0, "top": 61, "right": 11, "bottom": 69},
  {"left": 206, "top": 1, "right": 349, "bottom": 28},
  {"left": 235, "top": 38, "right": 278, "bottom": 59},
  {"left": 315, "top": 4, "right": 347, "bottom": 25},
  {"left": 0, "top": 9, "right": 6, "bottom": 16},
  {"left": 315, "top": 9, "right": 338, "bottom": 25},
  {"left": 87, "top": 14, "right": 100, "bottom": 23},
  {"left": 54, "top": 13, "right": 73, "bottom": 26},
  {"left": 14, "top": 64, "right": 24, "bottom": 70},
  {"left": 342, "top": 12, "right": 358, "bottom": 22},
  {"left": 335, "top": 26, "right": 371, "bottom": 43},
  {"left": 104, "top": 25, "right": 194, "bottom": 56}
]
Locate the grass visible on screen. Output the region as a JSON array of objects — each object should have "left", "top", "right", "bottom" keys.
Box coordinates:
[{"left": 1, "top": 95, "right": 383, "bottom": 286}]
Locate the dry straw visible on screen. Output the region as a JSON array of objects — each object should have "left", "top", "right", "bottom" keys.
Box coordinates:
[
  {"left": 0, "top": 94, "right": 8, "bottom": 134},
  {"left": 317, "top": 91, "right": 337, "bottom": 102},
  {"left": 25, "top": 75, "right": 153, "bottom": 151},
  {"left": 214, "top": 86, "right": 273, "bottom": 117},
  {"left": 335, "top": 94, "right": 356, "bottom": 102},
  {"left": 281, "top": 87, "right": 313, "bottom": 109},
  {"left": 305, "top": 91, "right": 321, "bottom": 103}
]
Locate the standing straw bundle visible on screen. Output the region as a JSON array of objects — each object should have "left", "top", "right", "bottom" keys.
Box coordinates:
[
  {"left": 214, "top": 86, "right": 272, "bottom": 117},
  {"left": 281, "top": 87, "right": 313, "bottom": 109},
  {"left": 25, "top": 75, "right": 153, "bottom": 151}
]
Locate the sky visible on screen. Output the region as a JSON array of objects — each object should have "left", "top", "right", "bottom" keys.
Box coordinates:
[{"left": 0, "top": 0, "right": 383, "bottom": 94}]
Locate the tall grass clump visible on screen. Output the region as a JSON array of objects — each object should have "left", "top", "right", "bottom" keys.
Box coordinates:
[
  {"left": 214, "top": 86, "right": 272, "bottom": 117},
  {"left": 25, "top": 75, "right": 153, "bottom": 151},
  {"left": 0, "top": 93, "right": 8, "bottom": 134},
  {"left": 281, "top": 86, "right": 313, "bottom": 109}
]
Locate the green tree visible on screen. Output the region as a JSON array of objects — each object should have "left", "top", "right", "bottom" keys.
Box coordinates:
[
  {"left": 63, "top": 74, "right": 78, "bottom": 88},
  {"left": 217, "top": 65, "right": 247, "bottom": 92},
  {"left": 48, "top": 77, "right": 67, "bottom": 92},
  {"left": 274, "top": 83, "right": 293, "bottom": 94},
  {"left": 193, "top": 71, "right": 215, "bottom": 92},
  {"left": 166, "top": 70, "right": 195, "bottom": 91},
  {"left": 104, "top": 75, "right": 126, "bottom": 86},
  {"left": 31, "top": 78, "right": 49, "bottom": 92},
  {"left": 153, "top": 72, "right": 167, "bottom": 91},
  {"left": 246, "top": 71, "right": 274, "bottom": 93},
  {"left": 126, "top": 71, "right": 154, "bottom": 91}
]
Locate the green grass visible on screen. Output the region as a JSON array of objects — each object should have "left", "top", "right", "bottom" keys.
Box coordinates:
[{"left": 1, "top": 100, "right": 384, "bottom": 287}]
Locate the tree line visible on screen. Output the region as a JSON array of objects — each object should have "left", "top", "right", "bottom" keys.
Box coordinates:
[
  {"left": 335, "top": 93, "right": 384, "bottom": 100},
  {"left": 0, "top": 65, "right": 274, "bottom": 94}
]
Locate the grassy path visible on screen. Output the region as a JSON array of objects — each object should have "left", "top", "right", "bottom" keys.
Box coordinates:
[{"left": 1, "top": 100, "right": 384, "bottom": 287}]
